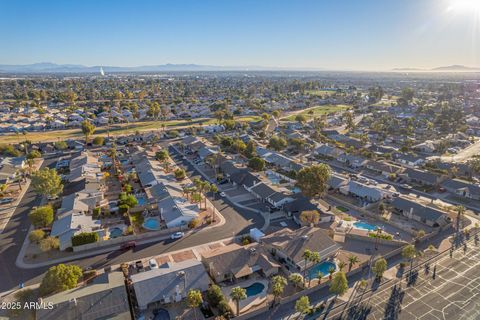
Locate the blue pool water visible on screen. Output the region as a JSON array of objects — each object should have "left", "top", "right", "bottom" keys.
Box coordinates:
[
  {"left": 109, "top": 227, "right": 123, "bottom": 238},
  {"left": 243, "top": 282, "right": 265, "bottom": 297},
  {"left": 307, "top": 261, "right": 337, "bottom": 280},
  {"left": 143, "top": 217, "right": 161, "bottom": 230},
  {"left": 137, "top": 196, "right": 147, "bottom": 206},
  {"left": 353, "top": 221, "right": 381, "bottom": 231}
]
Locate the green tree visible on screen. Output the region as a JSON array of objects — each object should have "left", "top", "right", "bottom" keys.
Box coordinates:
[
  {"left": 81, "top": 120, "right": 95, "bottom": 143},
  {"left": 39, "top": 264, "right": 83, "bottom": 296},
  {"left": 27, "top": 150, "right": 42, "bottom": 159},
  {"left": 372, "top": 257, "right": 388, "bottom": 280},
  {"left": 248, "top": 157, "right": 265, "bottom": 171},
  {"left": 230, "top": 287, "right": 247, "bottom": 316},
  {"left": 299, "top": 210, "right": 320, "bottom": 226},
  {"left": 295, "top": 295, "right": 311, "bottom": 317},
  {"left": 245, "top": 140, "right": 257, "bottom": 158},
  {"left": 29, "top": 229, "right": 45, "bottom": 243},
  {"left": 402, "top": 244, "right": 417, "bottom": 279},
  {"left": 289, "top": 273, "right": 304, "bottom": 292},
  {"left": 268, "top": 136, "right": 287, "bottom": 151},
  {"left": 296, "top": 164, "right": 332, "bottom": 198},
  {"left": 271, "top": 275, "right": 287, "bottom": 305},
  {"left": 29, "top": 205, "right": 54, "bottom": 228},
  {"left": 31, "top": 168, "right": 63, "bottom": 198},
  {"left": 348, "top": 255, "right": 359, "bottom": 272},
  {"left": 329, "top": 271, "right": 349, "bottom": 297},
  {"left": 174, "top": 168, "right": 186, "bottom": 180},
  {"left": 295, "top": 114, "right": 307, "bottom": 124},
  {"left": 187, "top": 289, "right": 203, "bottom": 320},
  {"left": 206, "top": 284, "right": 224, "bottom": 308},
  {"left": 92, "top": 136, "right": 105, "bottom": 146}
]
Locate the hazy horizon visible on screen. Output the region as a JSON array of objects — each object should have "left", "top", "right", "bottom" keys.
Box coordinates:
[{"left": 1, "top": 0, "right": 479, "bottom": 71}]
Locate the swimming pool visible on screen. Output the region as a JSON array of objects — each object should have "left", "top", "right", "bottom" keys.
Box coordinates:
[
  {"left": 243, "top": 282, "right": 265, "bottom": 297},
  {"left": 353, "top": 221, "right": 381, "bottom": 231},
  {"left": 109, "top": 227, "right": 123, "bottom": 238},
  {"left": 137, "top": 196, "right": 147, "bottom": 206},
  {"left": 143, "top": 217, "right": 161, "bottom": 230},
  {"left": 307, "top": 261, "right": 337, "bottom": 280}
]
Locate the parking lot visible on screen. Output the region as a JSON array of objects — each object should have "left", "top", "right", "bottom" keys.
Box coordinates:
[{"left": 328, "top": 238, "right": 480, "bottom": 320}]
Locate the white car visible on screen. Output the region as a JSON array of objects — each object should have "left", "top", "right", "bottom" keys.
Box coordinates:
[
  {"left": 170, "top": 232, "right": 184, "bottom": 240},
  {"left": 220, "top": 192, "right": 226, "bottom": 197},
  {"left": 148, "top": 258, "right": 159, "bottom": 269}
]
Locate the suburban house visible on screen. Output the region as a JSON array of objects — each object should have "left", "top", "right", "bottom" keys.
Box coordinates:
[
  {"left": 327, "top": 173, "right": 349, "bottom": 190},
  {"left": 400, "top": 168, "right": 444, "bottom": 186},
  {"left": 50, "top": 211, "right": 104, "bottom": 250},
  {"left": 201, "top": 243, "right": 279, "bottom": 283},
  {"left": 442, "top": 179, "right": 480, "bottom": 200},
  {"left": 0, "top": 156, "right": 25, "bottom": 184},
  {"left": 393, "top": 153, "right": 425, "bottom": 167},
  {"left": 365, "top": 160, "right": 404, "bottom": 177},
  {"left": 338, "top": 154, "right": 367, "bottom": 168},
  {"left": 248, "top": 182, "right": 294, "bottom": 209},
  {"left": 313, "top": 144, "right": 344, "bottom": 159},
  {"left": 261, "top": 227, "right": 341, "bottom": 272},
  {"left": 339, "top": 180, "right": 385, "bottom": 203},
  {"left": 391, "top": 197, "right": 451, "bottom": 228},
  {"left": 37, "top": 271, "right": 131, "bottom": 320},
  {"left": 131, "top": 259, "right": 210, "bottom": 310}
]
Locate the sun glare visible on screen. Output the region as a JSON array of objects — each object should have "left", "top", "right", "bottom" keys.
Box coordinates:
[{"left": 448, "top": 0, "right": 480, "bottom": 12}]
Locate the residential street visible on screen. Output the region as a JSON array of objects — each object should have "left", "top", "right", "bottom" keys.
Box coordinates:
[{"left": 0, "top": 145, "right": 265, "bottom": 294}]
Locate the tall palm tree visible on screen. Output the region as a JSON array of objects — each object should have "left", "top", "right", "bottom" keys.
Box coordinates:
[
  {"left": 271, "top": 275, "right": 287, "bottom": 306},
  {"left": 230, "top": 287, "right": 247, "bottom": 317},
  {"left": 307, "top": 252, "right": 320, "bottom": 287},
  {"left": 338, "top": 261, "right": 346, "bottom": 272},
  {"left": 302, "top": 249, "right": 312, "bottom": 280},
  {"left": 348, "top": 255, "right": 359, "bottom": 272}
]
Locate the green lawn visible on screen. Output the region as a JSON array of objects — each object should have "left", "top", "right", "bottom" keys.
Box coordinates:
[
  {"left": 0, "top": 115, "right": 261, "bottom": 144},
  {"left": 282, "top": 104, "right": 351, "bottom": 121},
  {"left": 305, "top": 89, "right": 338, "bottom": 97}
]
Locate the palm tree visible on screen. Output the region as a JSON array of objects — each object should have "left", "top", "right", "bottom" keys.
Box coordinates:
[
  {"left": 271, "top": 275, "right": 287, "bottom": 305},
  {"left": 302, "top": 249, "right": 312, "bottom": 280},
  {"left": 456, "top": 205, "right": 465, "bottom": 234},
  {"left": 307, "top": 252, "right": 320, "bottom": 287},
  {"left": 338, "top": 261, "right": 346, "bottom": 272},
  {"left": 316, "top": 271, "right": 323, "bottom": 285},
  {"left": 288, "top": 273, "right": 304, "bottom": 292},
  {"left": 186, "top": 289, "right": 203, "bottom": 320},
  {"left": 230, "top": 287, "right": 247, "bottom": 317},
  {"left": 402, "top": 244, "right": 417, "bottom": 280},
  {"left": 348, "top": 255, "right": 359, "bottom": 272},
  {"left": 328, "top": 267, "right": 335, "bottom": 280}
]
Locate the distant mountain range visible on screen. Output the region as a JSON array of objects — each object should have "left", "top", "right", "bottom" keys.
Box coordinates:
[
  {"left": 0, "top": 62, "right": 321, "bottom": 74},
  {"left": 393, "top": 65, "right": 480, "bottom": 72}
]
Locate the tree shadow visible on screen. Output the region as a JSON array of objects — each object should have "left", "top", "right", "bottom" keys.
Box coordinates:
[
  {"left": 406, "top": 270, "right": 419, "bottom": 287},
  {"left": 383, "top": 284, "right": 405, "bottom": 320}
]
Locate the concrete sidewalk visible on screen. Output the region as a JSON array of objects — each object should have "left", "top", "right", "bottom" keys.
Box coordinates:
[{"left": 0, "top": 179, "right": 32, "bottom": 235}]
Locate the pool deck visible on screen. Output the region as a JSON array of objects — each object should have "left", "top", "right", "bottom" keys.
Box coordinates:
[{"left": 222, "top": 278, "right": 269, "bottom": 314}]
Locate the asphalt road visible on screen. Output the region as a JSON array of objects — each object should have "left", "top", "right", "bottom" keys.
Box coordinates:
[{"left": 0, "top": 144, "right": 264, "bottom": 293}]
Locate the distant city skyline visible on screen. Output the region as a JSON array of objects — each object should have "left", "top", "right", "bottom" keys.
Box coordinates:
[{"left": 1, "top": 0, "right": 479, "bottom": 71}]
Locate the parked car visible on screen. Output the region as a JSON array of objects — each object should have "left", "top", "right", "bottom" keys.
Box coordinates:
[
  {"left": 170, "top": 232, "right": 184, "bottom": 240},
  {"left": 135, "top": 260, "right": 144, "bottom": 271},
  {"left": 148, "top": 258, "right": 159, "bottom": 269},
  {"left": 220, "top": 192, "right": 226, "bottom": 197},
  {"left": 400, "top": 184, "right": 412, "bottom": 189},
  {"left": 120, "top": 241, "right": 136, "bottom": 250},
  {"left": 0, "top": 198, "right": 14, "bottom": 205}
]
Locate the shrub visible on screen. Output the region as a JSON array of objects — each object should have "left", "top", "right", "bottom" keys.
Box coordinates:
[
  {"left": 29, "top": 229, "right": 45, "bottom": 243},
  {"left": 39, "top": 237, "right": 60, "bottom": 252},
  {"left": 29, "top": 205, "right": 54, "bottom": 228},
  {"left": 188, "top": 218, "right": 200, "bottom": 229},
  {"left": 241, "top": 235, "right": 253, "bottom": 245},
  {"left": 54, "top": 141, "right": 68, "bottom": 150},
  {"left": 27, "top": 150, "right": 42, "bottom": 159},
  {"left": 92, "top": 207, "right": 101, "bottom": 219},
  {"left": 119, "top": 204, "right": 129, "bottom": 214},
  {"left": 206, "top": 284, "right": 224, "bottom": 308},
  {"left": 71, "top": 232, "right": 99, "bottom": 246}
]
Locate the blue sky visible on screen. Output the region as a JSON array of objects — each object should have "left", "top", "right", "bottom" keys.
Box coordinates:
[{"left": 0, "top": 0, "right": 479, "bottom": 70}]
